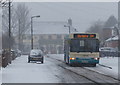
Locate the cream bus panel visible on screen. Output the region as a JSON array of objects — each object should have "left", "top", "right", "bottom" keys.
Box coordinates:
[{"left": 69, "top": 52, "right": 99, "bottom": 58}]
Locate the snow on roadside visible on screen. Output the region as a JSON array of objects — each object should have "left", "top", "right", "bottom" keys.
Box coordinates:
[
  {"left": 48, "top": 54, "right": 118, "bottom": 79},
  {"left": 47, "top": 54, "right": 64, "bottom": 61},
  {"left": 0, "top": 68, "right": 2, "bottom": 85},
  {"left": 100, "top": 57, "right": 118, "bottom": 74},
  {"left": 85, "top": 57, "right": 118, "bottom": 79},
  {"left": 2, "top": 55, "right": 60, "bottom": 83}
]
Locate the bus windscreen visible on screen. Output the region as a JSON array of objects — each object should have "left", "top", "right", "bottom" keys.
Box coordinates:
[{"left": 70, "top": 39, "right": 99, "bottom": 52}]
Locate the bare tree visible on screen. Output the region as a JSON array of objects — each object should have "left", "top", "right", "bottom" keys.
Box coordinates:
[
  {"left": 2, "top": 4, "right": 17, "bottom": 49},
  {"left": 86, "top": 15, "right": 118, "bottom": 48},
  {"left": 2, "top": 7, "right": 17, "bottom": 34},
  {"left": 86, "top": 20, "right": 104, "bottom": 41},
  {"left": 104, "top": 15, "right": 117, "bottom": 28},
  {"left": 2, "top": 3, "right": 30, "bottom": 51},
  {"left": 15, "top": 3, "right": 30, "bottom": 51}
]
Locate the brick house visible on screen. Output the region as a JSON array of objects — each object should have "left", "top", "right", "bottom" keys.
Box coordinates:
[
  {"left": 101, "top": 27, "right": 112, "bottom": 41},
  {"left": 104, "top": 25, "right": 119, "bottom": 50},
  {"left": 105, "top": 36, "right": 118, "bottom": 49}
]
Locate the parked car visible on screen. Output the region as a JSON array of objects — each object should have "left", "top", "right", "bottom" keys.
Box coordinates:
[
  {"left": 16, "top": 49, "right": 21, "bottom": 57},
  {"left": 0, "top": 50, "right": 2, "bottom": 67},
  {"left": 99, "top": 47, "right": 117, "bottom": 52},
  {"left": 0, "top": 50, "right": 2, "bottom": 57},
  {"left": 28, "top": 49, "right": 44, "bottom": 63},
  {"left": 11, "top": 50, "right": 18, "bottom": 60}
]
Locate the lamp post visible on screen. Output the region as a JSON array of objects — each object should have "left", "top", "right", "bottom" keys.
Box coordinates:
[
  {"left": 64, "top": 25, "right": 70, "bottom": 34},
  {"left": 31, "top": 15, "right": 40, "bottom": 49}
]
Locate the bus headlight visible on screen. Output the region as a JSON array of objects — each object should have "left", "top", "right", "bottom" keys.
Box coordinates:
[
  {"left": 94, "top": 57, "right": 99, "bottom": 60},
  {"left": 70, "top": 57, "right": 76, "bottom": 60}
]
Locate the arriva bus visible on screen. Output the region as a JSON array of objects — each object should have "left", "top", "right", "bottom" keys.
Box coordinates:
[{"left": 64, "top": 33, "right": 100, "bottom": 66}]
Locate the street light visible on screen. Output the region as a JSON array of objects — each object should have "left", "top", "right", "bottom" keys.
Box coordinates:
[
  {"left": 31, "top": 15, "right": 40, "bottom": 49},
  {"left": 64, "top": 25, "right": 70, "bottom": 34}
]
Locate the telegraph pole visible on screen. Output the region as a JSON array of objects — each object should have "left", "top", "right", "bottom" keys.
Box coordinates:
[
  {"left": 18, "top": 19, "right": 21, "bottom": 50},
  {"left": 8, "top": 0, "right": 11, "bottom": 64},
  {"left": 31, "top": 17, "right": 33, "bottom": 49},
  {"left": 118, "top": 1, "right": 120, "bottom": 57},
  {"left": 118, "top": 25, "right": 120, "bottom": 57},
  {"left": 1, "top": 0, "right": 12, "bottom": 64}
]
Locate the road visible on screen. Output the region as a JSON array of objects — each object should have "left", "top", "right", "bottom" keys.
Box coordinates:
[{"left": 2, "top": 55, "right": 119, "bottom": 84}]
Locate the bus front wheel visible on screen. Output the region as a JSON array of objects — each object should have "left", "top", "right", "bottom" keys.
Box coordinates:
[{"left": 91, "top": 64, "right": 96, "bottom": 67}]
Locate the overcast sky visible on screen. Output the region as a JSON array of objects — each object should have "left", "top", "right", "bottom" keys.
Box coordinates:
[
  {"left": 12, "top": 1, "right": 119, "bottom": 34},
  {"left": 21, "top": 2, "right": 118, "bottom": 32}
]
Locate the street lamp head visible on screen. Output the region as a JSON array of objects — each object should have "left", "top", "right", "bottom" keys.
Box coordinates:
[
  {"left": 64, "top": 25, "right": 67, "bottom": 27},
  {"left": 64, "top": 25, "right": 70, "bottom": 27},
  {"left": 36, "top": 15, "right": 40, "bottom": 17},
  {"left": 31, "top": 15, "right": 40, "bottom": 18}
]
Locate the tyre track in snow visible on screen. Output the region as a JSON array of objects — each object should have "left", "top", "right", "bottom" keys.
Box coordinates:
[{"left": 47, "top": 55, "right": 119, "bottom": 84}]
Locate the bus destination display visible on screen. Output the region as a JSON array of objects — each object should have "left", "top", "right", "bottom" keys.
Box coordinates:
[{"left": 74, "top": 34, "right": 96, "bottom": 38}]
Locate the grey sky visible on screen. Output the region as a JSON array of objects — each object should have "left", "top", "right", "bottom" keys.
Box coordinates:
[{"left": 14, "top": 2, "right": 118, "bottom": 34}]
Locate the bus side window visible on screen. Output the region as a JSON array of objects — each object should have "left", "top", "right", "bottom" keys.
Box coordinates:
[{"left": 96, "top": 40, "right": 99, "bottom": 51}]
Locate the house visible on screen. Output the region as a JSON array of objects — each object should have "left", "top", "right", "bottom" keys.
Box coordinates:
[
  {"left": 101, "top": 27, "right": 112, "bottom": 41},
  {"left": 22, "top": 34, "right": 67, "bottom": 54},
  {"left": 20, "top": 19, "right": 76, "bottom": 54},
  {"left": 105, "top": 36, "right": 118, "bottom": 49},
  {"left": 104, "top": 25, "right": 119, "bottom": 50}
]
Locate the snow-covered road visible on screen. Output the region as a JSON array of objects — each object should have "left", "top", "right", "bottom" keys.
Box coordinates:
[
  {"left": 1, "top": 54, "right": 119, "bottom": 84},
  {"left": 2, "top": 55, "right": 93, "bottom": 83}
]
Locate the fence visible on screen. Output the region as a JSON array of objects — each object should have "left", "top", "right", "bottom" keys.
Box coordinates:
[
  {"left": 1, "top": 50, "right": 18, "bottom": 68},
  {"left": 0, "top": 51, "right": 2, "bottom": 67},
  {"left": 0, "top": 56, "right": 1, "bottom": 67}
]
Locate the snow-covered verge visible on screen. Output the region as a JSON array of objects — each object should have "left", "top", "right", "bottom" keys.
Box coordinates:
[
  {"left": 48, "top": 54, "right": 119, "bottom": 79},
  {"left": 0, "top": 68, "right": 2, "bottom": 85},
  {"left": 47, "top": 54, "right": 64, "bottom": 61},
  {"left": 85, "top": 57, "right": 118, "bottom": 79},
  {"left": 2, "top": 55, "right": 60, "bottom": 83}
]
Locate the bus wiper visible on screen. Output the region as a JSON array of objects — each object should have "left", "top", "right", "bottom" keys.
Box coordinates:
[
  {"left": 89, "top": 48, "right": 93, "bottom": 53},
  {"left": 90, "top": 51, "right": 93, "bottom": 53}
]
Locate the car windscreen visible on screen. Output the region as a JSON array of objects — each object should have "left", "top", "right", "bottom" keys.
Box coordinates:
[{"left": 70, "top": 38, "right": 99, "bottom": 52}]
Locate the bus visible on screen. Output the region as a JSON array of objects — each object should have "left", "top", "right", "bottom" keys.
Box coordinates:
[{"left": 64, "top": 33, "right": 99, "bottom": 66}]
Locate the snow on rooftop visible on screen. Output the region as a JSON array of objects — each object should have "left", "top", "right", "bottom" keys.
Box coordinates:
[{"left": 106, "top": 36, "right": 118, "bottom": 42}]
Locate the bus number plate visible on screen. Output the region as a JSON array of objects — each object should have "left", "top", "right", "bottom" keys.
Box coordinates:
[{"left": 82, "top": 60, "right": 88, "bottom": 63}]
